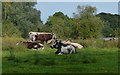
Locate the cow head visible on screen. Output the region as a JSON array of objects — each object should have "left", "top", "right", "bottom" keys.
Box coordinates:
[{"left": 50, "top": 40, "right": 61, "bottom": 49}]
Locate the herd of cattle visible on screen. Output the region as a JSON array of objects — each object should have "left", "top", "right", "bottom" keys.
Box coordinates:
[{"left": 16, "top": 32, "right": 83, "bottom": 54}]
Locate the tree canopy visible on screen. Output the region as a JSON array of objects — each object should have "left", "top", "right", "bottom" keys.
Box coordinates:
[
  {"left": 97, "top": 12, "right": 120, "bottom": 37},
  {"left": 2, "top": 2, "right": 43, "bottom": 38},
  {"left": 42, "top": 5, "right": 105, "bottom": 39},
  {"left": 72, "top": 5, "right": 104, "bottom": 39},
  {"left": 2, "top": 3, "right": 119, "bottom": 39}
]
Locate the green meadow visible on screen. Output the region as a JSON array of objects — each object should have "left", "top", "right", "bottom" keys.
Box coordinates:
[
  {"left": 2, "top": 2, "right": 119, "bottom": 74},
  {"left": 2, "top": 37, "right": 118, "bottom": 73}
]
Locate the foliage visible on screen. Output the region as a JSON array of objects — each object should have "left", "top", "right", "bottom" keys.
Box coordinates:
[
  {"left": 97, "top": 12, "right": 120, "bottom": 37},
  {"left": 43, "top": 12, "right": 71, "bottom": 39},
  {"left": 79, "top": 17, "right": 104, "bottom": 39},
  {"left": 102, "top": 23, "right": 115, "bottom": 37},
  {"left": 73, "top": 5, "right": 97, "bottom": 19},
  {"left": 2, "top": 2, "right": 43, "bottom": 38},
  {"left": 2, "top": 2, "right": 119, "bottom": 39},
  {"left": 64, "top": 18, "right": 79, "bottom": 39},
  {"left": 44, "top": 5, "right": 105, "bottom": 39},
  {"left": 72, "top": 5, "right": 104, "bottom": 39},
  {"left": 2, "top": 20, "right": 21, "bottom": 37},
  {"left": 53, "top": 12, "right": 69, "bottom": 20}
]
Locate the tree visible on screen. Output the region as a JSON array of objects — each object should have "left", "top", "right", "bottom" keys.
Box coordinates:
[
  {"left": 45, "top": 16, "right": 66, "bottom": 38},
  {"left": 45, "top": 12, "right": 69, "bottom": 26},
  {"left": 44, "top": 12, "right": 71, "bottom": 39},
  {"left": 53, "top": 12, "right": 69, "bottom": 20},
  {"left": 2, "top": 2, "right": 11, "bottom": 20},
  {"left": 97, "top": 12, "right": 120, "bottom": 37},
  {"left": 73, "top": 5, "right": 104, "bottom": 39},
  {"left": 2, "top": 2, "right": 43, "bottom": 38},
  {"left": 78, "top": 17, "right": 104, "bottom": 39},
  {"left": 64, "top": 18, "right": 80, "bottom": 39},
  {"left": 2, "top": 20, "right": 21, "bottom": 37},
  {"left": 51, "top": 17, "right": 65, "bottom": 38},
  {"left": 73, "top": 5, "right": 97, "bottom": 19}
]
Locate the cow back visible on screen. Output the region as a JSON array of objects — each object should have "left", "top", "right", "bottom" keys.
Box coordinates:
[{"left": 35, "top": 34, "right": 53, "bottom": 42}]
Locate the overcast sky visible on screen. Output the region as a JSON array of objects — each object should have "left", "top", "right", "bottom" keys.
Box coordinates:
[{"left": 35, "top": 2, "right": 118, "bottom": 24}]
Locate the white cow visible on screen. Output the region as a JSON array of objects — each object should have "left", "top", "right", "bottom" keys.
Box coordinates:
[{"left": 62, "top": 40, "right": 83, "bottom": 49}]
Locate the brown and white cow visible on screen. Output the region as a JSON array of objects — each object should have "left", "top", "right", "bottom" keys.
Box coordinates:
[
  {"left": 29, "top": 32, "right": 41, "bottom": 41},
  {"left": 29, "top": 32, "right": 56, "bottom": 44},
  {"left": 16, "top": 41, "right": 44, "bottom": 50}
]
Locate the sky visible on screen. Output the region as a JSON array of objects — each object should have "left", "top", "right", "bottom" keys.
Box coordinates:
[{"left": 34, "top": 2, "right": 118, "bottom": 24}]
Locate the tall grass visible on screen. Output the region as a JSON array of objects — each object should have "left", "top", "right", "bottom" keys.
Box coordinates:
[
  {"left": 73, "top": 38, "right": 118, "bottom": 48},
  {"left": 2, "top": 37, "right": 26, "bottom": 50},
  {"left": 2, "top": 37, "right": 118, "bottom": 51},
  {"left": 2, "top": 37, "right": 118, "bottom": 73}
]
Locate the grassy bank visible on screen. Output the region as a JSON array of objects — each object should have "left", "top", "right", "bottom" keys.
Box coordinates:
[{"left": 2, "top": 37, "right": 118, "bottom": 73}]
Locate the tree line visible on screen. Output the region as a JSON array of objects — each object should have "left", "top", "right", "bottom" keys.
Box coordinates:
[
  {"left": 96, "top": 13, "right": 120, "bottom": 37},
  {"left": 2, "top": 2, "right": 120, "bottom": 39},
  {"left": 2, "top": 2, "right": 43, "bottom": 38}
]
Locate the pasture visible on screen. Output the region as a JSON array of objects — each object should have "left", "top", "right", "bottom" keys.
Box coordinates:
[
  {"left": 2, "top": 37, "right": 118, "bottom": 73},
  {"left": 2, "top": 2, "right": 119, "bottom": 74}
]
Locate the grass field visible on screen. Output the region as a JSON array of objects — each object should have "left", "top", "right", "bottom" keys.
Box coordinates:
[
  {"left": 2, "top": 47, "right": 118, "bottom": 73},
  {"left": 2, "top": 37, "right": 118, "bottom": 73}
]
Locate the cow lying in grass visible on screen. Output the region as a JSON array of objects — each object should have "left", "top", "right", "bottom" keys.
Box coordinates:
[
  {"left": 50, "top": 40, "right": 76, "bottom": 54},
  {"left": 16, "top": 41, "right": 44, "bottom": 50},
  {"left": 62, "top": 40, "right": 83, "bottom": 49}
]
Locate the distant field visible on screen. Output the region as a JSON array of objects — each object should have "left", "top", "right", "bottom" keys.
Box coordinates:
[{"left": 2, "top": 47, "right": 118, "bottom": 73}]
